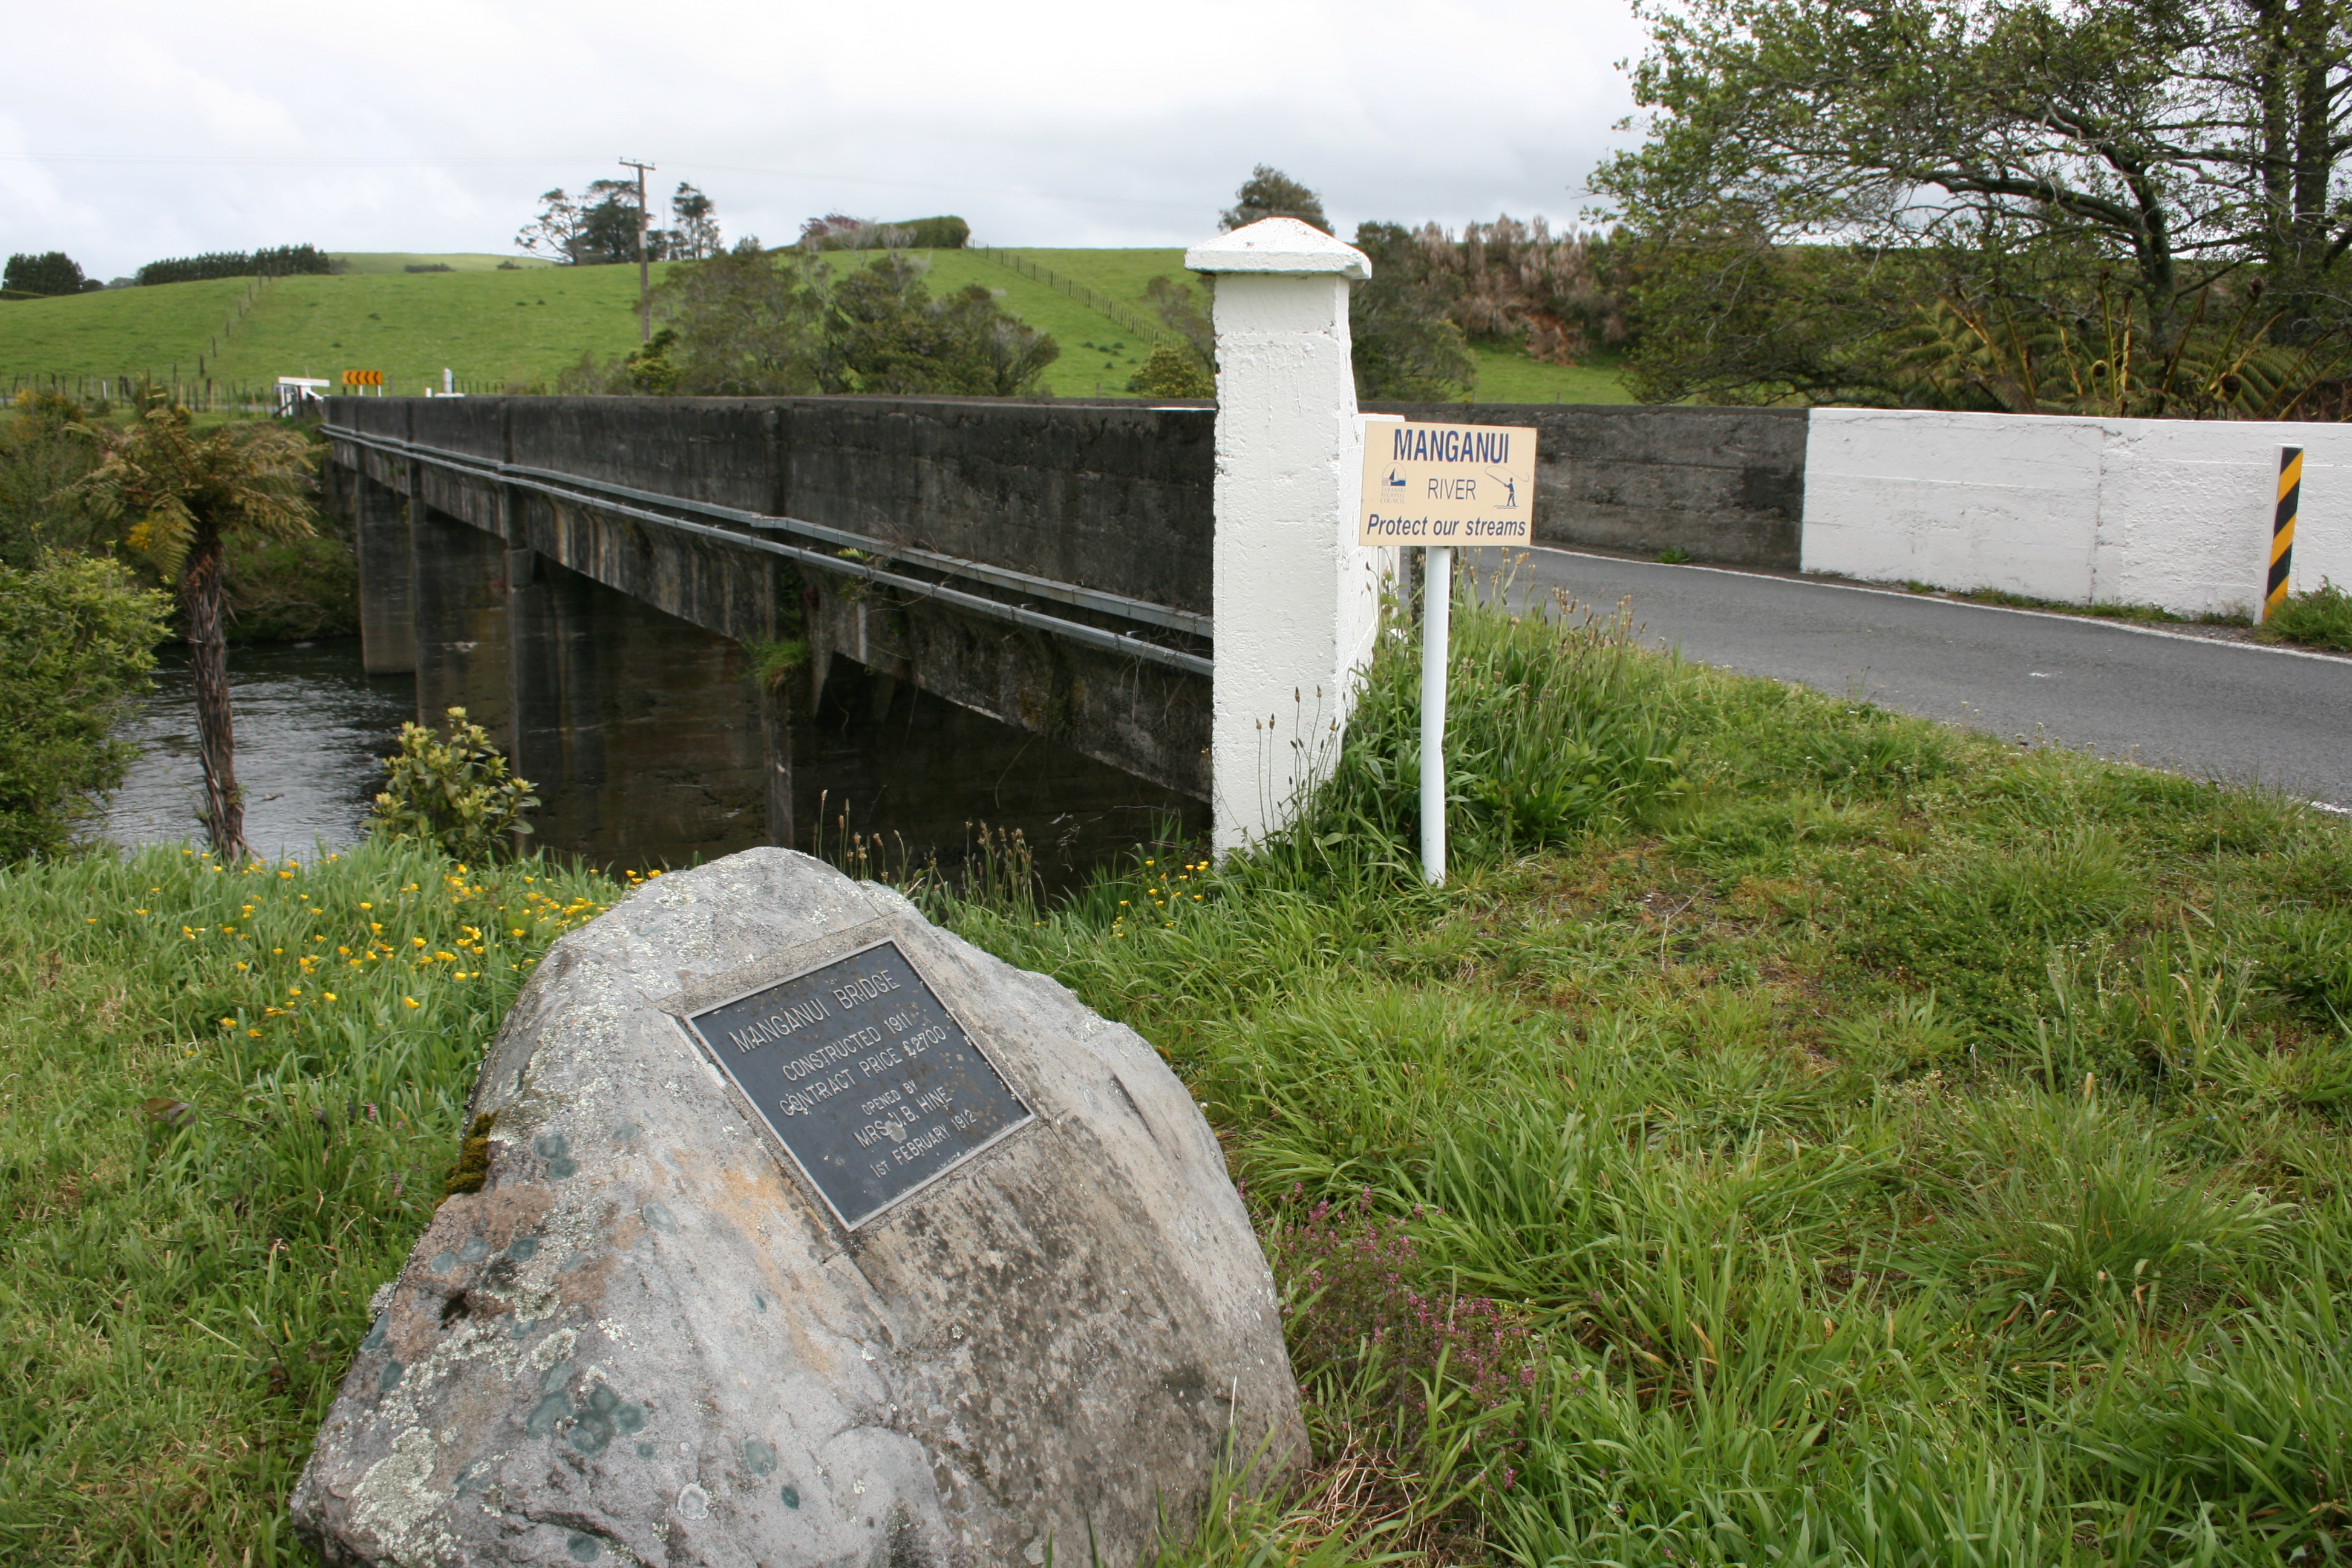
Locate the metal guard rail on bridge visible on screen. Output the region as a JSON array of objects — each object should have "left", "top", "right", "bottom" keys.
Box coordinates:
[{"left": 328, "top": 425, "right": 1214, "bottom": 679}]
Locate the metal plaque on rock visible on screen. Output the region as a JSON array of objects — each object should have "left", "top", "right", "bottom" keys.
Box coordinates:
[{"left": 684, "top": 940, "right": 1032, "bottom": 1227}]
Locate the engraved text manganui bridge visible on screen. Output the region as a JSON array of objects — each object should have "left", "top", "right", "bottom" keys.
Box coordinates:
[{"left": 684, "top": 941, "right": 1033, "bottom": 1227}]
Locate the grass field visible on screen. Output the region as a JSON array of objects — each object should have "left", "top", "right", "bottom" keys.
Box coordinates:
[
  {"left": 0, "top": 278, "right": 255, "bottom": 384},
  {"left": 6, "top": 584, "right": 2351, "bottom": 1563},
  {"left": 208, "top": 265, "right": 667, "bottom": 394},
  {"left": 1, "top": 249, "right": 1632, "bottom": 403}
]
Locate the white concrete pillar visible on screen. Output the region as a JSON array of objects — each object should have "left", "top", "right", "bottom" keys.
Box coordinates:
[{"left": 1186, "top": 218, "right": 1393, "bottom": 857}]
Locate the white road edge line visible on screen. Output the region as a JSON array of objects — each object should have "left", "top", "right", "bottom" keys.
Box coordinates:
[{"left": 1517, "top": 544, "right": 2352, "bottom": 668}]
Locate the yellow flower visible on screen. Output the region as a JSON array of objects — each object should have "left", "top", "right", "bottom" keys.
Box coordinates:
[
  {"left": 413, "top": 937, "right": 426, "bottom": 948},
  {"left": 247, "top": 1028, "right": 261, "bottom": 1037},
  {"left": 236, "top": 961, "right": 250, "bottom": 972},
  {"left": 403, "top": 996, "right": 419, "bottom": 1008},
  {"left": 359, "top": 901, "right": 372, "bottom": 910},
  {"left": 288, "top": 987, "right": 300, "bottom": 997},
  {"left": 219, "top": 1017, "right": 234, "bottom": 1028},
  {"left": 323, "top": 991, "right": 337, "bottom": 1001},
  {"left": 134, "top": 907, "right": 148, "bottom": 915}
]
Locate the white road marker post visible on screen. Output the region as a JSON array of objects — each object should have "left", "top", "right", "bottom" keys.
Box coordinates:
[
  {"left": 1357, "top": 418, "right": 1539, "bottom": 886},
  {"left": 1420, "top": 544, "right": 1451, "bottom": 883}
]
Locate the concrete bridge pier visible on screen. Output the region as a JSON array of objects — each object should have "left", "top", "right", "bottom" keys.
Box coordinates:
[
  {"left": 504, "top": 552, "right": 773, "bottom": 869},
  {"left": 351, "top": 471, "right": 416, "bottom": 677},
  {"left": 410, "top": 504, "right": 512, "bottom": 738},
  {"left": 353, "top": 478, "right": 780, "bottom": 869}
]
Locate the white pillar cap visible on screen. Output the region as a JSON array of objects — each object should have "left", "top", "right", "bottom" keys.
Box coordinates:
[{"left": 1185, "top": 217, "right": 1370, "bottom": 280}]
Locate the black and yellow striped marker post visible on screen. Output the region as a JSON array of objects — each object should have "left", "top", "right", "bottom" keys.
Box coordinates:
[{"left": 2268, "top": 445, "right": 2301, "bottom": 621}]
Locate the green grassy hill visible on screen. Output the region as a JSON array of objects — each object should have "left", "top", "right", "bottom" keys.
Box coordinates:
[
  {"left": 0, "top": 278, "right": 253, "bottom": 384},
  {"left": 210, "top": 265, "right": 658, "bottom": 393},
  {"left": 0, "top": 249, "right": 1632, "bottom": 403}
]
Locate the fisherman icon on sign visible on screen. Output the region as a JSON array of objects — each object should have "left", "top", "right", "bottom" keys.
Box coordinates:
[{"left": 1489, "top": 472, "right": 1519, "bottom": 507}]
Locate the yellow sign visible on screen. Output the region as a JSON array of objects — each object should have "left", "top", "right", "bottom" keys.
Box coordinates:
[
  {"left": 342, "top": 368, "right": 384, "bottom": 387},
  {"left": 1357, "top": 419, "right": 1538, "bottom": 546}
]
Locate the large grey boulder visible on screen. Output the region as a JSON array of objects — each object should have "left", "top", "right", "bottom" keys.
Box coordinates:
[{"left": 292, "top": 848, "right": 1302, "bottom": 1567}]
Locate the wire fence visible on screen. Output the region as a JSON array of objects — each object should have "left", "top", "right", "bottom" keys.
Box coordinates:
[
  {"left": 4, "top": 371, "right": 509, "bottom": 412},
  {"left": 973, "top": 247, "right": 1175, "bottom": 347}
]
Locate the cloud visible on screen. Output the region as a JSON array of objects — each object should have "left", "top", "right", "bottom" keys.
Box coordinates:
[{"left": 0, "top": 0, "right": 1646, "bottom": 273}]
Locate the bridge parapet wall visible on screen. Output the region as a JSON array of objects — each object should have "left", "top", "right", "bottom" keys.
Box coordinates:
[
  {"left": 330, "top": 396, "right": 1217, "bottom": 616},
  {"left": 1368, "top": 401, "right": 1808, "bottom": 569}
]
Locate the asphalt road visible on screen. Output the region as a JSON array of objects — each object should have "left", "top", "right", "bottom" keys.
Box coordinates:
[{"left": 1465, "top": 546, "right": 2352, "bottom": 811}]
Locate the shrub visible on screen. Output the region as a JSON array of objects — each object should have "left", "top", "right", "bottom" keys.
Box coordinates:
[
  {"left": 370, "top": 707, "right": 540, "bottom": 861},
  {"left": 222, "top": 532, "right": 361, "bottom": 642},
  {"left": 2258, "top": 579, "right": 2352, "bottom": 652},
  {"left": 1266, "top": 1185, "right": 1539, "bottom": 1423},
  {"left": 800, "top": 214, "right": 970, "bottom": 250},
  {"left": 1126, "top": 344, "right": 1214, "bottom": 398},
  {"left": 0, "top": 554, "right": 173, "bottom": 861},
  {"left": 1282, "top": 587, "right": 1685, "bottom": 873},
  {"left": 1, "top": 391, "right": 107, "bottom": 567}
]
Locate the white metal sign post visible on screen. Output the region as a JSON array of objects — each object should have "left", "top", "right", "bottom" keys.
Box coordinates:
[{"left": 1359, "top": 419, "right": 1539, "bottom": 885}]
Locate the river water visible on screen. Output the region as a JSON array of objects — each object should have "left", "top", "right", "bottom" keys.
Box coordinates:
[{"left": 107, "top": 639, "right": 415, "bottom": 857}]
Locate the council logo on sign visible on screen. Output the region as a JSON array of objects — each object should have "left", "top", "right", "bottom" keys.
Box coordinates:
[{"left": 1357, "top": 419, "right": 1538, "bottom": 546}]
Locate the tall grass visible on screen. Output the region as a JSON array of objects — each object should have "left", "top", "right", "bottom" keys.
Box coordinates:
[
  {"left": 946, "top": 590, "right": 2352, "bottom": 1566},
  {"left": 0, "top": 840, "right": 622, "bottom": 1562},
  {"left": 2258, "top": 579, "right": 2352, "bottom": 652},
  {"left": 8, "top": 586, "right": 2352, "bottom": 1564}
]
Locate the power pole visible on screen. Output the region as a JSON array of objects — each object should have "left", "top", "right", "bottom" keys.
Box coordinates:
[{"left": 619, "top": 156, "right": 656, "bottom": 342}]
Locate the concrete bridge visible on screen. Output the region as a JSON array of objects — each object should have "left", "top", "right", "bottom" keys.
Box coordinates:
[
  {"left": 322, "top": 221, "right": 1805, "bottom": 872},
  {"left": 325, "top": 394, "right": 1220, "bottom": 872}
]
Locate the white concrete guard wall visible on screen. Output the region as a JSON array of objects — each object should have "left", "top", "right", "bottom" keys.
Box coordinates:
[
  {"left": 1189, "top": 218, "right": 1395, "bottom": 855},
  {"left": 1802, "top": 408, "right": 2352, "bottom": 616}
]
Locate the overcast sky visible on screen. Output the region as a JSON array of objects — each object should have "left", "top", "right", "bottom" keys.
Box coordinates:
[{"left": 3, "top": 0, "right": 1652, "bottom": 278}]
